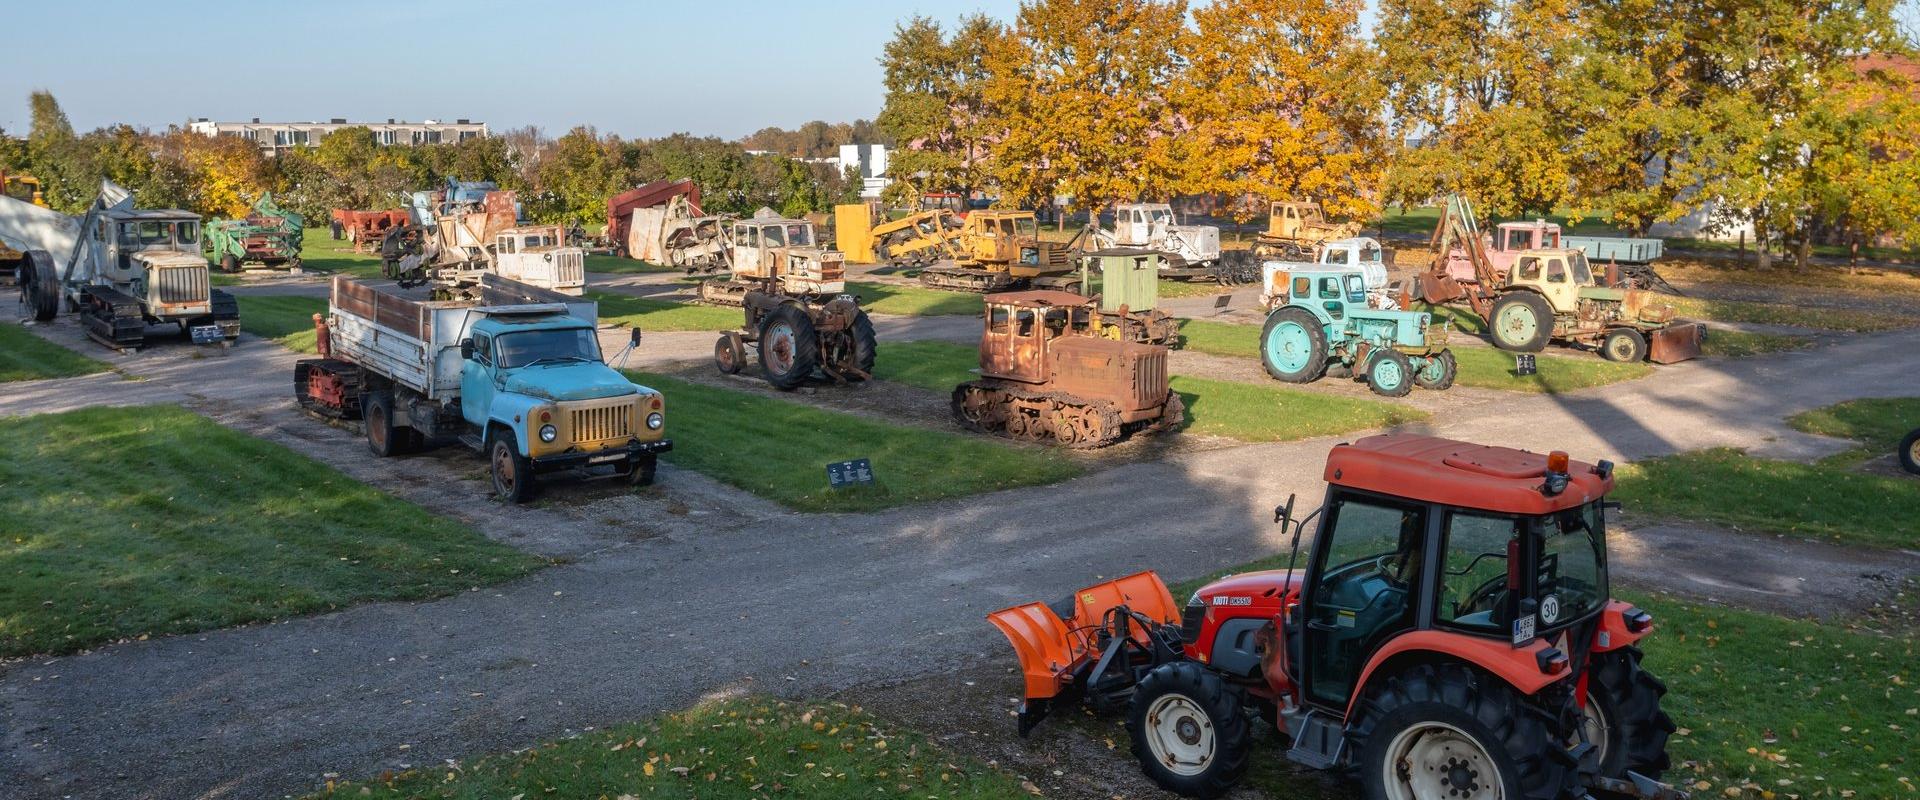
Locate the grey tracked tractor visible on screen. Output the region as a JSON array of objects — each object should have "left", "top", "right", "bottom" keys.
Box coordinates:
[{"left": 3, "top": 180, "right": 238, "bottom": 351}]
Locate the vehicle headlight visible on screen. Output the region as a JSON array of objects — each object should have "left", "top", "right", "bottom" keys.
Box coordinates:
[
  {"left": 646, "top": 412, "right": 663, "bottom": 430},
  {"left": 539, "top": 424, "right": 558, "bottom": 442}
]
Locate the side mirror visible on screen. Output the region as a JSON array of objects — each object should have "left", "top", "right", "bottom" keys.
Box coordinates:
[
  {"left": 1273, "top": 493, "right": 1297, "bottom": 527},
  {"left": 630, "top": 327, "right": 643, "bottom": 346},
  {"left": 460, "top": 339, "right": 474, "bottom": 360}
]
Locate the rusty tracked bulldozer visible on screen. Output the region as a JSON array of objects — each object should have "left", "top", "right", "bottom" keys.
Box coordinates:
[{"left": 951, "top": 291, "right": 1182, "bottom": 448}]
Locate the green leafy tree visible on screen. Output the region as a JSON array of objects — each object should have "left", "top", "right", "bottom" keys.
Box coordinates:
[{"left": 877, "top": 14, "right": 1006, "bottom": 205}]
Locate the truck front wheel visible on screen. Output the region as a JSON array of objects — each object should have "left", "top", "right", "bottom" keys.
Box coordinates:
[
  {"left": 490, "top": 434, "right": 534, "bottom": 503},
  {"left": 627, "top": 453, "right": 658, "bottom": 487}
]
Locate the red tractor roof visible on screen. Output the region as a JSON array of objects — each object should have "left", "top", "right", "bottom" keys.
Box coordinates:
[{"left": 1325, "top": 434, "right": 1612, "bottom": 515}]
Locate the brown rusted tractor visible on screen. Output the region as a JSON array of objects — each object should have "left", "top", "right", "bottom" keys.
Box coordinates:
[
  {"left": 951, "top": 291, "right": 1182, "bottom": 448},
  {"left": 714, "top": 286, "right": 877, "bottom": 391}
]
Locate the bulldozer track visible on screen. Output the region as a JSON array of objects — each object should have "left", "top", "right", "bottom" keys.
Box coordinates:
[
  {"left": 80, "top": 286, "right": 147, "bottom": 352},
  {"left": 951, "top": 381, "right": 1131, "bottom": 449}
]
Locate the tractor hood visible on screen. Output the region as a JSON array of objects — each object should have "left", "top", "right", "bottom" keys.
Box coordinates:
[
  {"left": 133, "top": 250, "right": 210, "bottom": 269},
  {"left": 503, "top": 362, "right": 637, "bottom": 401},
  {"left": 1192, "top": 569, "right": 1303, "bottom": 613}
]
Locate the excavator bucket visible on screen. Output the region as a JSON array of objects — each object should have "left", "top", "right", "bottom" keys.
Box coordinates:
[
  {"left": 1648, "top": 322, "right": 1705, "bottom": 364},
  {"left": 985, "top": 571, "right": 1181, "bottom": 735}
]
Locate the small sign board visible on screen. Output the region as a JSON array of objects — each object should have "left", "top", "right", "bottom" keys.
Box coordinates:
[
  {"left": 1511, "top": 613, "right": 1537, "bottom": 646},
  {"left": 1213, "top": 294, "right": 1233, "bottom": 310},
  {"left": 826, "top": 458, "right": 875, "bottom": 490},
  {"left": 1513, "top": 353, "right": 1537, "bottom": 377},
  {"left": 190, "top": 324, "right": 223, "bottom": 345}
]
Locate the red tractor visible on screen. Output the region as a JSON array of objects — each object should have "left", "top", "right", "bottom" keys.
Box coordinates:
[{"left": 989, "top": 434, "right": 1683, "bottom": 799}]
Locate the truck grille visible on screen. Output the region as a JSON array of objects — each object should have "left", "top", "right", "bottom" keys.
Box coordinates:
[
  {"left": 571, "top": 403, "right": 631, "bottom": 444},
  {"left": 154, "top": 267, "right": 209, "bottom": 304},
  {"left": 555, "top": 250, "right": 585, "bottom": 287}
]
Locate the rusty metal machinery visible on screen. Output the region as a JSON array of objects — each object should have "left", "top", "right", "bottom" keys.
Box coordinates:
[{"left": 713, "top": 283, "right": 877, "bottom": 390}]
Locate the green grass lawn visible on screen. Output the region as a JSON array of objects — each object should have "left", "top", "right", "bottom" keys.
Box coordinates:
[
  {"left": 296, "top": 227, "right": 385, "bottom": 278},
  {"left": 1699, "top": 329, "right": 1816, "bottom": 358},
  {"left": 0, "top": 324, "right": 108, "bottom": 382},
  {"left": 873, "top": 340, "right": 1426, "bottom": 442},
  {"left": 1789, "top": 397, "right": 1920, "bottom": 458},
  {"left": 586, "top": 253, "right": 679, "bottom": 274},
  {"left": 0, "top": 406, "right": 543, "bottom": 657},
  {"left": 1666, "top": 295, "right": 1913, "bottom": 333},
  {"left": 624, "top": 372, "right": 1081, "bottom": 511},
  {"left": 1179, "top": 319, "right": 1650, "bottom": 394},
  {"left": 592, "top": 290, "right": 744, "bottom": 332},
  {"left": 310, "top": 697, "right": 1028, "bottom": 799},
  {"left": 237, "top": 295, "right": 327, "bottom": 353},
  {"left": 849, "top": 281, "right": 982, "bottom": 316}
]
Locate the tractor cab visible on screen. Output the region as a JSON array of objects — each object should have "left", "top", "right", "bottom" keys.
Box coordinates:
[
  {"left": 727, "top": 215, "right": 845, "bottom": 296},
  {"left": 1267, "top": 201, "right": 1328, "bottom": 239},
  {"left": 1116, "top": 203, "right": 1178, "bottom": 247},
  {"left": 1490, "top": 220, "right": 1563, "bottom": 254},
  {"left": 978, "top": 290, "right": 1097, "bottom": 384},
  {"left": 1508, "top": 247, "right": 1605, "bottom": 314}
]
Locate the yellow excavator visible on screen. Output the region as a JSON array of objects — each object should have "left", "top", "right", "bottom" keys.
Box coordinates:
[
  {"left": 0, "top": 172, "right": 49, "bottom": 287},
  {"left": 835, "top": 204, "right": 963, "bottom": 267}
]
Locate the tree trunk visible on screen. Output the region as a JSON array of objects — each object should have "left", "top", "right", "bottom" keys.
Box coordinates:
[
  {"left": 1754, "top": 218, "right": 1772, "bottom": 271},
  {"left": 1795, "top": 220, "right": 1813, "bottom": 270}
]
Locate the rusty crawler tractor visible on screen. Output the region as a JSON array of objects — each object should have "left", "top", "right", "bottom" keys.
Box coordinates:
[
  {"left": 1415, "top": 195, "right": 1704, "bottom": 364},
  {"left": 989, "top": 435, "right": 1687, "bottom": 800},
  {"left": 1252, "top": 200, "right": 1360, "bottom": 260},
  {"left": 951, "top": 291, "right": 1181, "bottom": 448}
]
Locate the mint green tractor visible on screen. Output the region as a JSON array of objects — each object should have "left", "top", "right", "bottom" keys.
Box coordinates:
[{"left": 1260, "top": 267, "right": 1455, "bottom": 397}]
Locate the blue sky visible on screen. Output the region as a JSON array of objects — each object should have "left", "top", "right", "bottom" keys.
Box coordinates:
[
  {"left": 2, "top": 0, "right": 1914, "bottom": 140},
  {"left": 0, "top": 0, "right": 1022, "bottom": 139}
]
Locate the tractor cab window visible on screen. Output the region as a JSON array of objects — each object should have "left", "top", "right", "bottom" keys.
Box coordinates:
[
  {"left": 1283, "top": 205, "right": 1299, "bottom": 220},
  {"left": 498, "top": 236, "right": 517, "bottom": 254},
  {"left": 174, "top": 221, "right": 198, "bottom": 245},
  {"left": 1516, "top": 256, "right": 1543, "bottom": 281},
  {"left": 1324, "top": 246, "right": 1351, "bottom": 265},
  {"left": 1505, "top": 229, "right": 1532, "bottom": 251},
  {"left": 1568, "top": 253, "right": 1594, "bottom": 285},
  {"left": 763, "top": 225, "right": 787, "bottom": 247},
  {"left": 1545, "top": 258, "right": 1567, "bottom": 283},
  {"left": 1318, "top": 277, "right": 1341, "bottom": 300},
  {"left": 138, "top": 221, "right": 170, "bottom": 246},
  {"left": 735, "top": 225, "right": 758, "bottom": 247},
  {"left": 787, "top": 224, "right": 813, "bottom": 246},
  {"left": 1017, "top": 217, "right": 1037, "bottom": 238},
  {"left": 1359, "top": 244, "right": 1382, "bottom": 263},
  {"left": 1301, "top": 206, "right": 1323, "bottom": 223},
  {"left": 987, "top": 305, "right": 1011, "bottom": 333},
  {"left": 1535, "top": 503, "right": 1607, "bottom": 628},
  {"left": 1040, "top": 307, "right": 1072, "bottom": 339},
  {"left": 1147, "top": 207, "right": 1173, "bottom": 226},
  {"left": 1014, "top": 308, "right": 1037, "bottom": 337},
  {"left": 1437, "top": 513, "right": 1520, "bottom": 632},
  {"left": 1345, "top": 274, "right": 1366, "bottom": 303},
  {"left": 1292, "top": 276, "right": 1312, "bottom": 298},
  {"left": 1304, "top": 495, "right": 1428, "bottom": 706}
]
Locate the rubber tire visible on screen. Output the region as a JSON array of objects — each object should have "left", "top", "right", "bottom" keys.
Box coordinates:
[
  {"left": 714, "top": 334, "right": 743, "bottom": 375},
  {"left": 757, "top": 303, "right": 820, "bottom": 391},
  {"left": 1587, "top": 646, "right": 1675, "bottom": 781},
  {"left": 1259, "top": 306, "right": 1329, "bottom": 383},
  {"left": 1490, "top": 292, "right": 1554, "bottom": 353},
  {"left": 363, "top": 392, "right": 401, "bottom": 457},
  {"left": 850, "top": 310, "right": 878, "bottom": 377},
  {"left": 23, "top": 250, "right": 58, "bottom": 322},
  {"left": 1900, "top": 428, "right": 1920, "bottom": 475},
  {"left": 1601, "top": 328, "right": 1647, "bottom": 363},
  {"left": 1125, "top": 662, "right": 1251, "bottom": 799},
  {"left": 1366, "top": 349, "right": 1415, "bottom": 398},
  {"left": 627, "top": 453, "right": 658, "bottom": 487},
  {"left": 1352, "top": 663, "right": 1580, "bottom": 800},
  {"left": 1413, "top": 348, "right": 1457, "bottom": 390},
  {"left": 220, "top": 254, "right": 241, "bottom": 274},
  {"left": 489, "top": 433, "right": 534, "bottom": 503}
]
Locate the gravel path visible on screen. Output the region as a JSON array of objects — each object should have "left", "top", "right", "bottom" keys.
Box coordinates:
[{"left": 3, "top": 305, "right": 1918, "bottom": 799}]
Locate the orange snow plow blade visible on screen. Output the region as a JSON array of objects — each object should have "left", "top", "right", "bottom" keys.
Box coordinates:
[
  {"left": 1648, "top": 322, "right": 1705, "bottom": 364},
  {"left": 986, "top": 571, "right": 1181, "bottom": 735}
]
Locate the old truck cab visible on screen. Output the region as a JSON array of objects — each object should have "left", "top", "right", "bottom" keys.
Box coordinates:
[
  {"left": 727, "top": 216, "right": 845, "bottom": 296},
  {"left": 456, "top": 309, "right": 670, "bottom": 499},
  {"left": 1262, "top": 236, "right": 1395, "bottom": 310},
  {"left": 491, "top": 225, "right": 587, "bottom": 296}
]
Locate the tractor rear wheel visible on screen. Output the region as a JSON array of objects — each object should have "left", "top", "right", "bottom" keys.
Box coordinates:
[
  {"left": 1601, "top": 328, "right": 1647, "bottom": 363},
  {"left": 1900, "top": 428, "right": 1920, "bottom": 475},
  {"left": 1366, "top": 349, "right": 1415, "bottom": 397},
  {"left": 756, "top": 303, "right": 819, "bottom": 390},
  {"left": 1260, "top": 307, "right": 1328, "bottom": 383},
  {"left": 1353, "top": 663, "right": 1580, "bottom": 800},
  {"left": 713, "top": 334, "right": 744, "bottom": 375},
  {"left": 1413, "top": 348, "right": 1458, "bottom": 390},
  {"left": 851, "top": 310, "right": 878, "bottom": 377},
  {"left": 1490, "top": 292, "right": 1554, "bottom": 353},
  {"left": 1126, "top": 662, "right": 1250, "bottom": 799},
  {"left": 1584, "top": 646, "right": 1674, "bottom": 782}
]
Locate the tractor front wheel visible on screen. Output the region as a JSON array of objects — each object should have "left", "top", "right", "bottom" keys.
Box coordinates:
[
  {"left": 1413, "top": 348, "right": 1458, "bottom": 390},
  {"left": 1354, "top": 663, "right": 1580, "bottom": 800},
  {"left": 1490, "top": 292, "right": 1554, "bottom": 353},
  {"left": 1126, "top": 662, "right": 1250, "bottom": 799},
  {"left": 1259, "top": 307, "right": 1329, "bottom": 383},
  {"left": 1366, "top": 349, "right": 1415, "bottom": 398},
  {"left": 1583, "top": 646, "right": 1675, "bottom": 782},
  {"left": 1601, "top": 328, "right": 1648, "bottom": 363}
]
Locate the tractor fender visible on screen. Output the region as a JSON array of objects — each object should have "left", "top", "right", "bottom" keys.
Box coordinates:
[
  {"left": 1590, "top": 600, "right": 1653, "bottom": 653},
  {"left": 1343, "top": 630, "right": 1571, "bottom": 718}
]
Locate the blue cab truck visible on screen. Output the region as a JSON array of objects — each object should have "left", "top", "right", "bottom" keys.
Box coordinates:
[{"left": 296, "top": 274, "right": 671, "bottom": 502}]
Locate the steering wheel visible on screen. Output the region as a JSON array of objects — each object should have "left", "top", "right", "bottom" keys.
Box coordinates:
[{"left": 1454, "top": 574, "right": 1509, "bottom": 621}]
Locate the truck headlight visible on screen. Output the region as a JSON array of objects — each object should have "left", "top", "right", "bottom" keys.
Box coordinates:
[
  {"left": 646, "top": 412, "right": 663, "bottom": 430},
  {"left": 539, "top": 424, "right": 558, "bottom": 442}
]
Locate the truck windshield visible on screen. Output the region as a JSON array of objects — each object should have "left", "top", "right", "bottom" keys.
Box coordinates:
[
  {"left": 1147, "top": 208, "right": 1173, "bottom": 225},
  {"left": 1534, "top": 502, "right": 1607, "bottom": 628},
  {"left": 1569, "top": 253, "right": 1594, "bottom": 285},
  {"left": 496, "top": 328, "right": 602, "bottom": 368}
]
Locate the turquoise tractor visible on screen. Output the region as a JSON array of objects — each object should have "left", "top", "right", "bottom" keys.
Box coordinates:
[{"left": 1259, "top": 267, "right": 1456, "bottom": 397}]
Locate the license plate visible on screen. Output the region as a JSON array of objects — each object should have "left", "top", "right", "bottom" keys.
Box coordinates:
[
  {"left": 190, "top": 324, "right": 223, "bottom": 344},
  {"left": 589, "top": 453, "right": 624, "bottom": 464}
]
